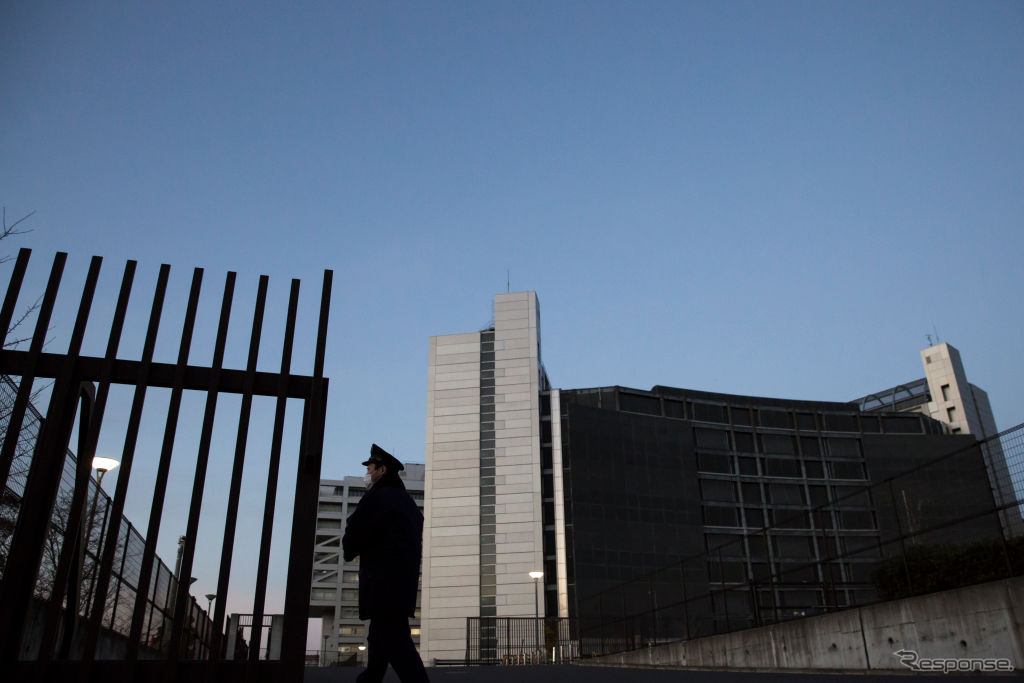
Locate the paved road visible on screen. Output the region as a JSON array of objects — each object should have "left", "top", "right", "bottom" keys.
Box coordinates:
[{"left": 304, "top": 665, "right": 1016, "bottom": 683}]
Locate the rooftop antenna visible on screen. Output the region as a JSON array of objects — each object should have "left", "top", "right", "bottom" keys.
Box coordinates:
[
  {"left": 507, "top": 269, "right": 510, "bottom": 293},
  {"left": 926, "top": 333, "right": 933, "bottom": 346},
  {"left": 933, "top": 326, "right": 941, "bottom": 344}
]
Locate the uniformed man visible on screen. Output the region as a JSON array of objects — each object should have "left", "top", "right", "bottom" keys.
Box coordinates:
[{"left": 343, "top": 444, "right": 429, "bottom": 683}]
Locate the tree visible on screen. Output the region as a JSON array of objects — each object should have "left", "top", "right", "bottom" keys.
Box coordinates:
[
  {"left": 2, "top": 206, "right": 40, "bottom": 349},
  {"left": 0, "top": 207, "right": 44, "bottom": 570}
]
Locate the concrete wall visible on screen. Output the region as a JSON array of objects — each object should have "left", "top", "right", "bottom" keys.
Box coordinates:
[
  {"left": 20, "top": 596, "right": 164, "bottom": 660},
  {"left": 588, "top": 576, "right": 1024, "bottom": 671}
]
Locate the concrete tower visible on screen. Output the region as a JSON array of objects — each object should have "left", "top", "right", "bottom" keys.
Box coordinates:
[{"left": 421, "top": 292, "right": 547, "bottom": 663}]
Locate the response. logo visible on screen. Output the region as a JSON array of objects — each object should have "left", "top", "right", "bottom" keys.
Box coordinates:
[{"left": 893, "top": 649, "right": 1014, "bottom": 674}]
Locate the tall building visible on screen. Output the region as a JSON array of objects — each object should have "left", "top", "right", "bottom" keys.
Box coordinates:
[
  {"left": 854, "top": 342, "right": 1020, "bottom": 535},
  {"left": 550, "top": 384, "right": 994, "bottom": 631},
  {"left": 421, "top": 292, "right": 1011, "bottom": 662},
  {"left": 421, "top": 292, "right": 548, "bottom": 662},
  {"left": 310, "top": 464, "right": 425, "bottom": 664}
]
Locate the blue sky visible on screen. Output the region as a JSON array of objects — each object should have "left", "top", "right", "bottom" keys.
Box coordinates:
[{"left": 3, "top": 0, "right": 1023, "bottom": 643}]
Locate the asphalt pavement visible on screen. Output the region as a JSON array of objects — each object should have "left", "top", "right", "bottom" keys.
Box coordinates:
[{"left": 303, "top": 664, "right": 1018, "bottom": 683}]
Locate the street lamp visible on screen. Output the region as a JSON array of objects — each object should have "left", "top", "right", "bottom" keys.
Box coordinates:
[
  {"left": 529, "top": 570, "right": 543, "bottom": 658},
  {"left": 205, "top": 593, "right": 216, "bottom": 614},
  {"left": 84, "top": 456, "right": 120, "bottom": 606},
  {"left": 93, "top": 456, "right": 120, "bottom": 480}
]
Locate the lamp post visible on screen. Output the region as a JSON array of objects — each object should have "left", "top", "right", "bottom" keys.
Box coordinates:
[
  {"left": 529, "top": 570, "right": 543, "bottom": 660},
  {"left": 84, "top": 456, "right": 119, "bottom": 608},
  {"left": 202, "top": 594, "right": 216, "bottom": 660},
  {"left": 88, "top": 457, "right": 120, "bottom": 543}
]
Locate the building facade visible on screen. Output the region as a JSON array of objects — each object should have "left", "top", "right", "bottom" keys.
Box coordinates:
[
  {"left": 421, "top": 292, "right": 549, "bottom": 662},
  {"left": 420, "top": 292, "right": 1011, "bottom": 661},
  {"left": 310, "top": 464, "right": 425, "bottom": 664},
  {"left": 551, "top": 385, "right": 996, "bottom": 631},
  {"left": 854, "top": 341, "right": 1020, "bottom": 535}
]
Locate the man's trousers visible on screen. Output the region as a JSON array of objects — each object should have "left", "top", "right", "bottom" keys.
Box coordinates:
[{"left": 357, "top": 614, "right": 429, "bottom": 683}]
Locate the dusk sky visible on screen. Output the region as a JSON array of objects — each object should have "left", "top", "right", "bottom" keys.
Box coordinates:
[{"left": 2, "top": 0, "right": 1022, "bottom": 643}]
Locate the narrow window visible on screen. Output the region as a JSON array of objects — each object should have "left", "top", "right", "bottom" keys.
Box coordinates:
[{"left": 941, "top": 384, "right": 951, "bottom": 401}]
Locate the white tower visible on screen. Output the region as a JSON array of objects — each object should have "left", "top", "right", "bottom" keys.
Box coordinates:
[{"left": 421, "top": 292, "right": 545, "bottom": 663}]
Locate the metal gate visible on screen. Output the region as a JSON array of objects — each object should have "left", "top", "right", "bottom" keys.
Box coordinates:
[
  {"left": 0, "top": 248, "right": 331, "bottom": 682},
  {"left": 466, "top": 617, "right": 580, "bottom": 664}
]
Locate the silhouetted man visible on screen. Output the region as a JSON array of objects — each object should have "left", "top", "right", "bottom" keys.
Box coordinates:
[{"left": 343, "top": 444, "right": 429, "bottom": 683}]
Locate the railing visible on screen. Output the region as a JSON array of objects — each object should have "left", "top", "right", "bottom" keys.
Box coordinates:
[
  {"left": 573, "top": 422, "right": 1024, "bottom": 657},
  {"left": 0, "top": 374, "right": 217, "bottom": 659},
  {"left": 466, "top": 617, "right": 577, "bottom": 664},
  {"left": 1, "top": 250, "right": 330, "bottom": 683}
]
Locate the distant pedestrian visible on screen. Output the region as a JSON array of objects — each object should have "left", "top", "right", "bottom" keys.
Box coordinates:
[{"left": 343, "top": 444, "right": 429, "bottom": 683}]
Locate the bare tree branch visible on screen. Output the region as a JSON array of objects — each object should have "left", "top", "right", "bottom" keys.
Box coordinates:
[
  {"left": 4, "top": 296, "right": 42, "bottom": 348},
  {"left": 2, "top": 207, "right": 44, "bottom": 348},
  {"left": 1, "top": 207, "right": 36, "bottom": 264}
]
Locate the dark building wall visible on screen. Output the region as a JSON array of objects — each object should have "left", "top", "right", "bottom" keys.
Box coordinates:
[
  {"left": 561, "top": 402, "right": 707, "bottom": 619},
  {"left": 552, "top": 385, "right": 999, "bottom": 634},
  {"left": 863, "top": 433, "right": 1001, "bottom": 549}
]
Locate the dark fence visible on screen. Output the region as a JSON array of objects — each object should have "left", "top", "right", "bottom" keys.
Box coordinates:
[
  {"left": 573, "top": 422, "right": 1024, "bottom": 657},
  {"left": 0, "top": 375, "right": 217, "bottom": 660},
  {"left": 466, "top": 617, "right": 577, "bottom": 665},
  {"left": 0, "top": 249, "right": 331, "bottom": 682}
]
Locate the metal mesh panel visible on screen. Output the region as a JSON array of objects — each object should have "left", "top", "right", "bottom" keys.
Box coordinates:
[{"left": 0, "top": 373, "right": 218, "bottom": 659}]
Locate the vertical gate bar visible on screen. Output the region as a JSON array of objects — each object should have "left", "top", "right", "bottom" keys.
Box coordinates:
[
  {"left": 249, "top": 279, "right": 300, "bottom": 660},
  {"left": 128, "top": 267, "right": 203, "bottom": 662},
  {"left": 39, "top": 382, "right": 96, "bottom": 660},
  {"left": 39, "top": 260, "right": 132, "bottom": 661},
  {"left": 281, "top": 269, "right": 331, "bottom": 670},
  {"left": 86, "top": 263, "right": 171, "bottom": 660},
  {"left": 0, "top": 251, "right": 65, "bottom": 496},
  {"left": 79, "top": 258, "right": 156, "bottom": 655},
  {"left": 168, "top": 271, "right": 235, "bottom": 659},
  {"left": 0, "top": 253, "right": 98, "bottom": 661},
  {"left": 212, "top": 275, "right": 268, "bottom": 659},
  {"left": 0, "top": 247, "right": 31, "bottom": 347}
]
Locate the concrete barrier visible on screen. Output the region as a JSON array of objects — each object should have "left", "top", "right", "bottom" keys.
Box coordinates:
[{"left": 588, "top": 576, "right": 1024, "bottom": 672}]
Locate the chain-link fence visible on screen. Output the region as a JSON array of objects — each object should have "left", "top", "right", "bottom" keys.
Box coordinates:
[
  {"left": 0, "top": 374, "right": 216, "bottom": 659},
  {"left": 574, "top": 422, "right": 1024, "bottom": 657}
]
